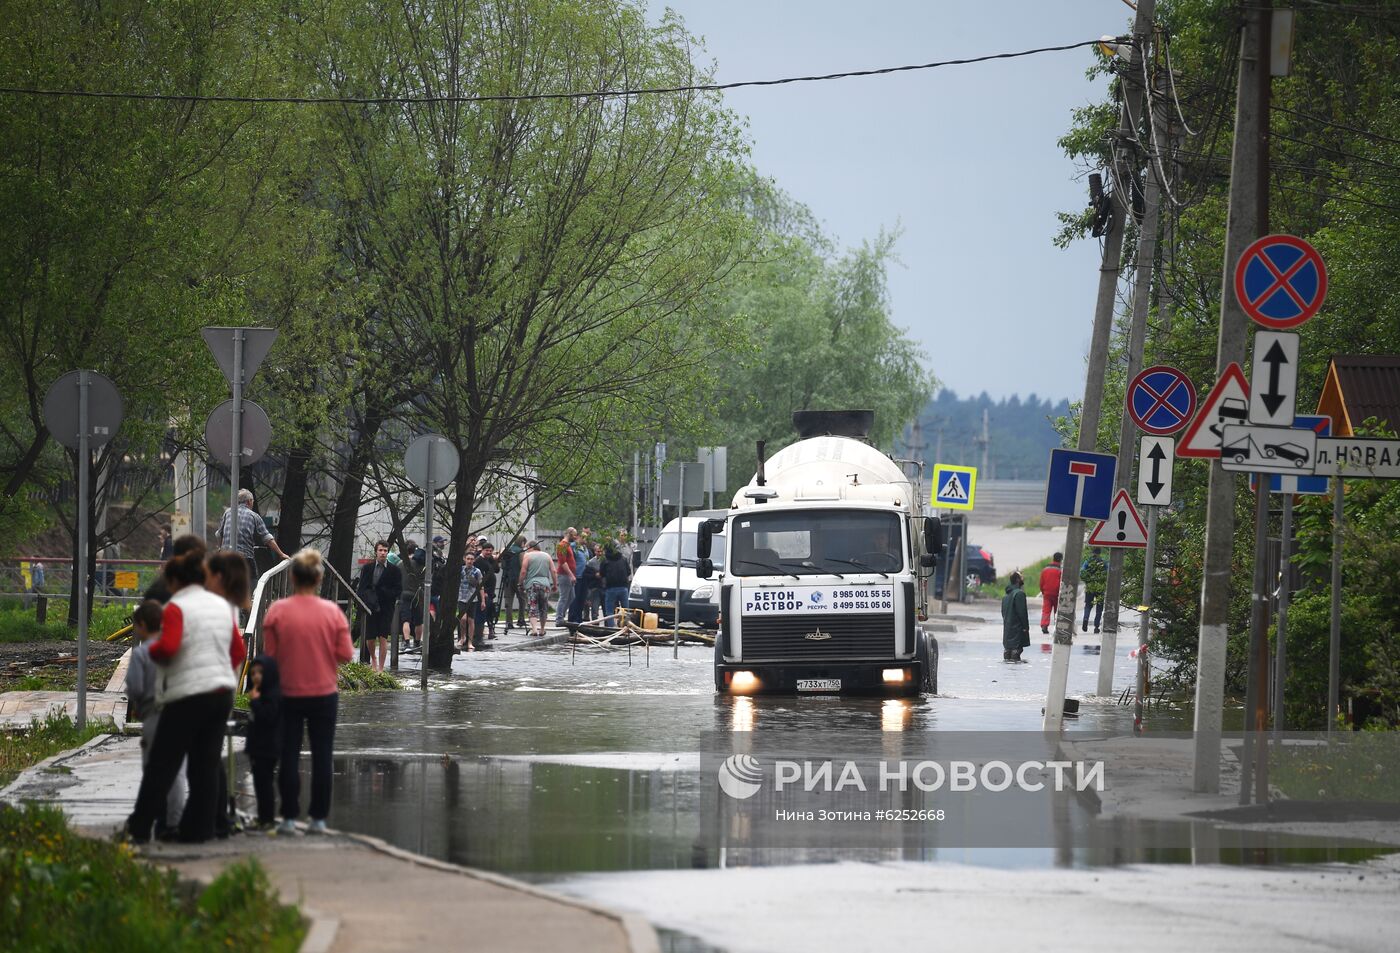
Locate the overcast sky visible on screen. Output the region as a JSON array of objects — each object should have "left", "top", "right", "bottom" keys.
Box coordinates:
[{"left": 648, "top": 1, "right": 1134, "bottom": 402}]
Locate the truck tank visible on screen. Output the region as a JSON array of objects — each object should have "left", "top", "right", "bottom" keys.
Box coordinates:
[{"left": 732, "top": 424, "right": 915, "bottom": 511}]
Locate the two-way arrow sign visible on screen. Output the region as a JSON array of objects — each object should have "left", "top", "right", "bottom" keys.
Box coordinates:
[
  {"left": 1137, "top": 436, "right": 1174, "bottom": 506},
  {"left": 1249, "top": 330, "right": 1299, "bottom": 426}
]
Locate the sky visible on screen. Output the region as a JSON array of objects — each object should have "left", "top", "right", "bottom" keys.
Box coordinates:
[{"left": 646, "top": 1, "right": 1136, "bottom": 402}]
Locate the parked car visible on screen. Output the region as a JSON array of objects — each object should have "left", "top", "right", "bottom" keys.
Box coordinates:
[{"left": 966, "top": 544, "right": 996, "bottom": 585}]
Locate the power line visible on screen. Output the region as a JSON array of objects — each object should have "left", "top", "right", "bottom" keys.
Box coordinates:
[{"left": 0, "top": 39, "right": 1103, "bottom": 106}]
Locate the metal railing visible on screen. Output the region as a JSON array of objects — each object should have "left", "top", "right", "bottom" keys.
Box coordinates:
[{"left": 241, "top": 558, "right": 370, "bottom": 688}]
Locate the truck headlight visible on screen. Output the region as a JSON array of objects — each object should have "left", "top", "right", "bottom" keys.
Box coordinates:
[
  {"left": 691, "top": 584, "right": 714, "bottom": 600},
  {"left": 629, "top": 583, "right": 641, "bottom": 597}
]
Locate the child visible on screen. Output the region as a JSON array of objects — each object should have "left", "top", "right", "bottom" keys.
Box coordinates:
[
  {"left": 246, "top": 656, "right": 283, "bottom": 829},
  {"left": 124, "top": 599, "right": 187, "bottom": 839}
]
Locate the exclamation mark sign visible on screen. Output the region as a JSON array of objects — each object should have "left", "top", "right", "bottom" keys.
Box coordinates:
[{"left": 1116, "top": 510, "right": 1127, "bottom": 541}]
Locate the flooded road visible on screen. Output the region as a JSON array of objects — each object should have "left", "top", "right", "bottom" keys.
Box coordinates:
[{"left": 321, "top": 628, "right": 1388, "bottom": 881}]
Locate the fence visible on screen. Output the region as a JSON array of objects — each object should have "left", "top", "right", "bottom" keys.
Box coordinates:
[{"left": 0, "top": 558, "right": 164, "bottom": 608}]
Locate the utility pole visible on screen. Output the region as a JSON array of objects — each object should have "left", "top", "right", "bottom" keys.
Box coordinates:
[
  {"left": 1045, "top": 0, "right": 1157, "bottom": 732},
  {"left": 977, "top": 408, "right": 990, "bottom": 478},
  {"left": 1099, "top": 58, "right": 1170, "bottom": 697},
  {"left": 1191, "top": 1, "right": 1270, "bottom": 792}
]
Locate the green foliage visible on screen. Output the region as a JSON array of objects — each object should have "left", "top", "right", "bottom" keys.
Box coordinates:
[
  {"left": 337, "top": 662, "right": 404, "bottom": 694},
  {"left": 0, "top": 712, "right": 115, "bottom": 788},
  {"left": 0, "top": 803, "right": 304, "bottom": 952},
  {"left": 1269, "top": 731, "right": 1400, "bottom": 801},
  {"left": 1054, "top": 2, "right": 1400, "bottom": 722},
  {"left": 0, "top": 602, "right": 132, "bottom": 644}
]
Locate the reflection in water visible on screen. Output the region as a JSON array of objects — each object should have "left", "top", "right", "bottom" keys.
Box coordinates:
[{"left": 318, "top": 643, "right": 1388, "bottom": 881}]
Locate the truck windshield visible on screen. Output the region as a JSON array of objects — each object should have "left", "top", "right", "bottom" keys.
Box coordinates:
[
  {"left": 645, "top": 531, "right": 726, "bottom": 570},
  {"left": 730, "top": 510, "right": 904, "bottom": 576}
]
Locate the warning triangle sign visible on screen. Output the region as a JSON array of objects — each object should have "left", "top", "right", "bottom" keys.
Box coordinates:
[
  {"left": 1087, "top": 490, "right": 1149, "bottom": 548},
  {"left": 939, "top": 474, "right": 967, "bottom": 501},
  {"left": 1177, "top": 362, "right": 1250, "bottom": 459}
]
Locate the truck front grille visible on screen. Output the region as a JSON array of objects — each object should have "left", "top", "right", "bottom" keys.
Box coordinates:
[{"left": 738, "top": 613, "right": 896, "bottom": 662}]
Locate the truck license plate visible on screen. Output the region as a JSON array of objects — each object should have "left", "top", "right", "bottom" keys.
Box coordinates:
[
  {"left": 797, "top": 679, "right": 841, "bottom": 692},
  {"left": 651, "top": 599, "right": 675, "bottom": 609}
]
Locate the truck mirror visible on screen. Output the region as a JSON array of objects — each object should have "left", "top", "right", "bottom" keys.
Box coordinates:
[
  {"left": 923, "top": 516, "right": 943, "bottom": 554},
  {"left": 696, "top": 558, "right": 714, "bottom": 579},
  {"left": 697, "top": 518, "right": 725, "bottom": 560},
  {"left": 919, "top": 554, "right": 937, "bottom": 569}
]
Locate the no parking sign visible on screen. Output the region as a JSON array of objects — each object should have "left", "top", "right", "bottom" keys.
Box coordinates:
[{"left": 1234, "top": 234, "right": 1327, "bottom": 329}]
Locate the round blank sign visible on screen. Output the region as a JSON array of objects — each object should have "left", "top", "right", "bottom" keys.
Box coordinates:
[
  {"left": 404, "top": 434, "right": 459, "bottom": 490},
  {"left": 43, "top": 370, "right": 124, "bottom": 450},
  {"left": 205, "top": 399, "right": 273, "bottom": 466}
]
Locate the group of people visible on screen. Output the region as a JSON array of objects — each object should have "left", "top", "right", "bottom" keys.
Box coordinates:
[
  {"left": 123, "top": 538, "right": 353, "bottom": 843},
  {"left": 1000, "top": 548, "right": 1111, "bottom": 661},
  {"left": 354, "top": 527, "right": 639, "bottom": 654}
]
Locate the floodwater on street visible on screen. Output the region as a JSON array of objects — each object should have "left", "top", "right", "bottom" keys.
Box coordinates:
[{"left": 323, "top": 627, "right": 1390, "bottom": 882}]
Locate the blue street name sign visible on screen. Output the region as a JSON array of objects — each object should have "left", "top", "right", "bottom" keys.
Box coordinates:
[{"left": 1044, "top": 449, "right": 1118, "bottom": 520}]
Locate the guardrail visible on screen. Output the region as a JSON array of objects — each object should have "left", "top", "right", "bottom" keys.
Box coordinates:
[{"left": 242, "top": 558, "right": 371, "bottom": 687}]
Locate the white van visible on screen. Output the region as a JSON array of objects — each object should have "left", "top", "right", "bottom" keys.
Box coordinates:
[{"left": 628, "top": 514, "right": 726, "bottom": 626}]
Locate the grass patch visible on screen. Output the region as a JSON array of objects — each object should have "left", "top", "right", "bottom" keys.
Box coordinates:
[
  {"left": 2, "top": 660, "right": 121, "bottom": 694},
  {"left": 338, "top": 661, "right": 404, "bottom": 693},
  {"left": 0, "top": 602, "right": 134, "bottom": 643},
  {"left": 0, "top": 803, "right": 304, "bottom": 952},
  {"left": 1270, "top": 731, "right": 1400, "bottom": 802},
  {"left": 0, "top": 711, "right": 116, "bottom": 788}
]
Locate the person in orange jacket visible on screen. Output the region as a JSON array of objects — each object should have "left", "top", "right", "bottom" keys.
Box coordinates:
[{"left": 1038, "top": 552, "right": 1063, "bottom": 634}]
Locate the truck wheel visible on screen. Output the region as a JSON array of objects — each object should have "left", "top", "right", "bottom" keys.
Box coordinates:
[{"left": 917, "top": 632, "right": 938, "bottom": 695}]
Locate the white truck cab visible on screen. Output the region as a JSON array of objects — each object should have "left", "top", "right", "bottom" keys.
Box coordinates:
[{"left": 698, "top": 411, "right": 941, "bottom": 697}]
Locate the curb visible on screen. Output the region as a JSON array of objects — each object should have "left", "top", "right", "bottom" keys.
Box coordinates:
[
  {"left": 341, "top": 830, "right": 660, "bottom": 953},
  {"left": 175, "top": 864, "right": 340, "bottom": 953}
]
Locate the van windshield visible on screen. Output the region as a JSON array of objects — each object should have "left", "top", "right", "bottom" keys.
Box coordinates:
[
  {"left": 730, "top": 510, "right": 903, "bottom": 576},
  {"left": 645, "top": 531, "right": 726, "bottom": 570}
]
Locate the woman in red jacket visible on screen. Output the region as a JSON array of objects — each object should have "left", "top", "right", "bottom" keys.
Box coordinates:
[{"left": 262, "top": 548, "right": 354, "bottom": 835}]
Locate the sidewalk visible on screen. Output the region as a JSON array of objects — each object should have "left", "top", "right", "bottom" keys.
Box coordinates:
[{"left": 2, "top": 734, "right": 656, "bottom": 953}]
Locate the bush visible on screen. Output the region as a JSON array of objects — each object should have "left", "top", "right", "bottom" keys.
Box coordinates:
[
  {"left": 337, "top": 661, "right": 404, "bottom": 693},
  {"left": 0, "top": 804, "right": 304, "bottom": 952}
]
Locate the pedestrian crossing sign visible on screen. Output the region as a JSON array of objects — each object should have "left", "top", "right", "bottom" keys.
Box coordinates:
[{"left": 932, "top": 463, "right": 977, "bottom": 511}]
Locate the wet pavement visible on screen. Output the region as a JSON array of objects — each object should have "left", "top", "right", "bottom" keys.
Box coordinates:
[{"left": 324, "top": 611, "right": 1387, "bottom": 884}]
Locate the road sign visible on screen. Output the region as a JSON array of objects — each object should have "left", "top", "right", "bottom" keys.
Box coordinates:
[
  {"left": 698, "top": 447, "right": 728, "bottom": 494},
  {"left": 1219, "top": 424, "right": 1318, "bottom": 475},
  {"left": 660, "top": 461, "right": 705, "bottom": 507},
  {"left": 1248, "top": 331, "right": 1300, "bottom": 426},
  {"left": 1044, "top": 449, "right": 1117, "bottom": 520},
  {"left": 1312, "top": 437, "right": 1400, "bottom": 478},
  {"left": 43, "top": 371, "right": 124, "bottom": 450},
  {"left": 205, "top": 399, "right": 273, "bottom": 466},
  {"left": 932, "top": 463, "right": 977, "bottom": 511},
  {"left": 1127, "top": 365, "right": 1197, "bottom": 435},
  {"left": 1087, "top": 489, "right": 1148, "bottom": 548},
  {"left": 1234, "top": 234, "right": 1327, "bottom": 329},
  {"left": 1249, "top": 416, "right": 1331, "bottom": 494},
  {"left": 202, "top": 327, "right": 278, "bottom": 386},
  {"left": 1177, "top": 363, "right": 1250, "bottom": 458},
  {"left": 405, "top": 434, "right": 460, "bottom": 490},
  {"left": 1137, "top": 436, "right": 1174, "bottom": 506}
]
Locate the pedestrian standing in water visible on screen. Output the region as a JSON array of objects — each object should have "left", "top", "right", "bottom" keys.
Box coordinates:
[
  {"left": 1081, "top": 547, "right": 1108, "bottom": 634},
  {"left": 520, "top": 540, "right": 556, "bottom": 637},
  {"left": 1038, "top": 552, "right": 1063, "bottom": 635},
  {"left": 1002, "top": 571, "right": 1030, "bottom": 662},
  {"left": 262, "top": 548, "right": 355, "bottom": 835}
]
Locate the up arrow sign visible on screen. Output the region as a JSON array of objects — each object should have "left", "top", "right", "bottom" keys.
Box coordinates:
[
  {"left": 1137, "top": 436, "right": 1174, "bottom": 507},
  {"left": 1249, "top": 330, "right": 1299, "bottom": 427}
]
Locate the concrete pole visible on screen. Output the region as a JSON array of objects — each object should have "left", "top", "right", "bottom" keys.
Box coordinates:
[
  {"left": 1328, "top": 477, "right": 1343, "bottom": 734},
  {"left": 674, "top": 466, "right": 685, "bottom": 659},
  {"left": 1241, "top": 479, "right": 1271, "bottom": 805},
  {"left": 422, "top": 445, "right": 435, "bottom": 692},
  {"left": 1099, "top": 75, "right": 1168, "bottom": 697},
  {"left": 1192, "top": 2, "right": 1270, "bottom": 791},
  {"left": 1044, "top": 0, "right": 1156, "bottom": 733}
]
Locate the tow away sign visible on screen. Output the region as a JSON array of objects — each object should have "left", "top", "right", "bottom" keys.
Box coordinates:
[{"left": 1219, "top": 424, "right": 1318, "bottom": 475}]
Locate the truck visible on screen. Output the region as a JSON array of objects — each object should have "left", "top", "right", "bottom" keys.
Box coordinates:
[{"left": 697, "top": 410, "right": 942, "bottom": 697}]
